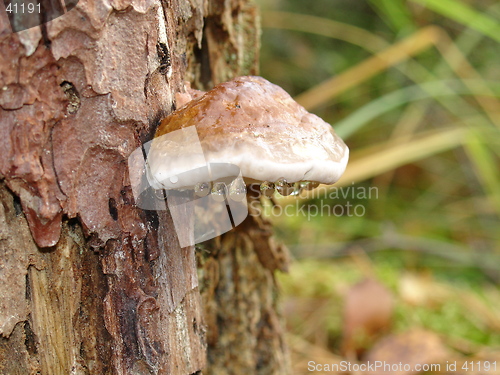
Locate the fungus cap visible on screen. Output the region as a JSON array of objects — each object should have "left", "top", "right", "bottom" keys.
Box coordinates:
[{"left": 147, "top": 76, "right": 349, "bottom": 189}]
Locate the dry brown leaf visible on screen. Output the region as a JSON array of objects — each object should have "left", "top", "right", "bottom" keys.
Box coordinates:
[
  {"left": 363, "top": 329, "right": 450, "bottom": 375},
  {"left": 341, "top": 278, "right": 394, "bottom": 358}
]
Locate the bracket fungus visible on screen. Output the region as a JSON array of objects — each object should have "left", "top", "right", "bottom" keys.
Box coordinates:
[
  {"left": 146, "top": 76, "right": 349, "bottom": 199},
  {"left": 126, "top": 76, "right": 350, "bottom": 246}
]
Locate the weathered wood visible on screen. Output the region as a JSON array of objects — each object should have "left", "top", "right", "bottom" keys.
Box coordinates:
[
  {"left": 1, "top": 0, "right": 208, "bottom": 371},
  {"left": 0, "top": 182, "right": 112, "bottom": 374}
]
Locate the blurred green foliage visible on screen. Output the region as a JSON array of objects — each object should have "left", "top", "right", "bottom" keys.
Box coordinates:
[
  {"left": 257, "top": 0, "right": 500, "bottom": 360},
  {"left": 258, "top": 0, "right": 500, "bottom": 268}
]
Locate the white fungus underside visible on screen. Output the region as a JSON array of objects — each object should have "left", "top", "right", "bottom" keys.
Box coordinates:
[{"left": 148, "top": 134, "right": 349, "bottom": 189}]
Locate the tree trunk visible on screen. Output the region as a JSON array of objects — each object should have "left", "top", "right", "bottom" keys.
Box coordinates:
[{"left": 0, "top": 0, "right": 289, "bottom": 373}]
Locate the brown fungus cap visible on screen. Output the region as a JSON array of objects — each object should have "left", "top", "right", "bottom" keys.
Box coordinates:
[{"left": 147, "top": 76, "right": 348, "bottom": 189}]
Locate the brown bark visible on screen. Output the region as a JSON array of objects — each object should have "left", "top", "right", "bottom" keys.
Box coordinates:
[
  {"left": 0, "top": 0, "right": 289, "bottom": 373},
  {"left": 200, "top": 212, "right": 290, "bottom": 374}
]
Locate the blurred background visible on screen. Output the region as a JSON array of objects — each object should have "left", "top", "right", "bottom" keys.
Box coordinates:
[{"left": 255, "top": 0, "right": 500, "bottom": 373}]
